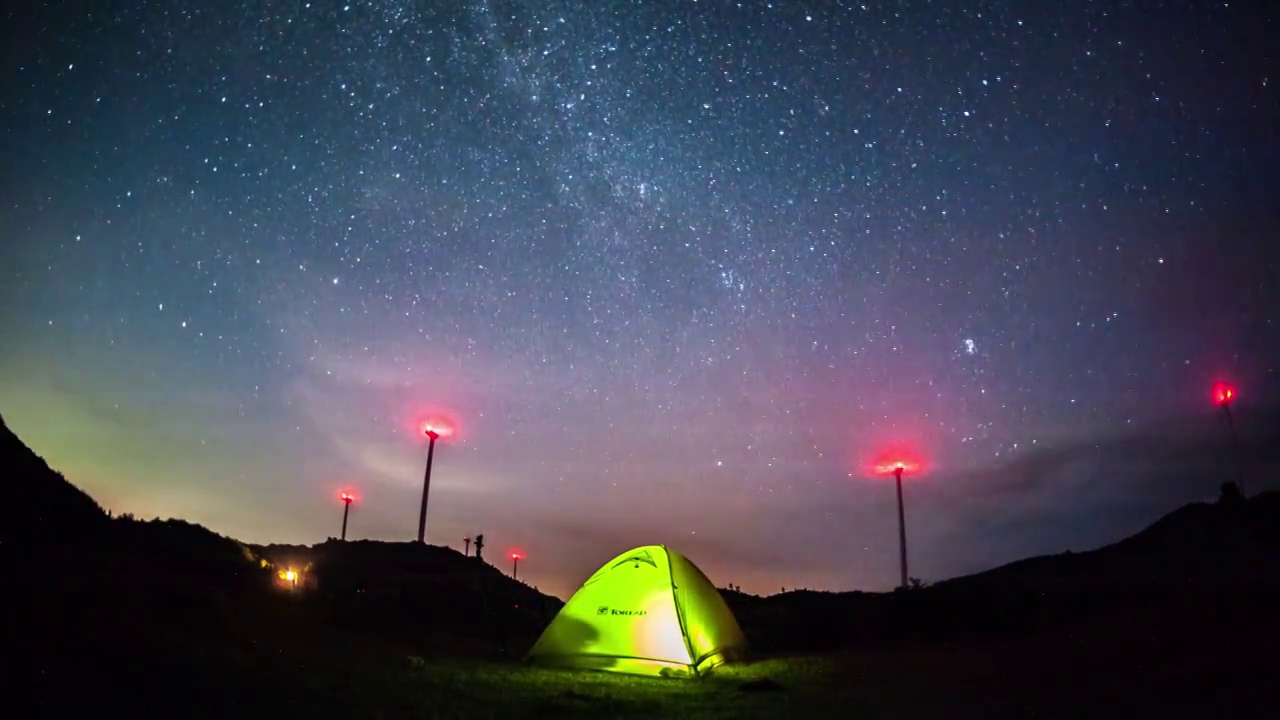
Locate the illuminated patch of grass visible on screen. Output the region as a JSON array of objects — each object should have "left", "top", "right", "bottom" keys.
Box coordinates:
[{"left": 335, "top": 655, "right": 843, "bottom": 719}]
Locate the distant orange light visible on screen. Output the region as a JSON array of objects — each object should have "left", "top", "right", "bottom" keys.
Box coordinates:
[
  {"left": 1212, "top": 382, "right": 1236, "bottom": 406},
  {"left": 339, "top": 491, "right": 356, "bottom": 503},
  {"left": 510, "top": 550, "right": 524, "bottom": 560}
]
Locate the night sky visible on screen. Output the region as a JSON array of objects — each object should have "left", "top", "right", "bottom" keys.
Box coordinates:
[{"left": 2, "top": 1, "right": 1277, "bottom": 599}]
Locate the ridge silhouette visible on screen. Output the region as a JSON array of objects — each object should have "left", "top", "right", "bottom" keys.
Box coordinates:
[{"left": 4, "top": 411, "right": 1278, "bottom": 717}]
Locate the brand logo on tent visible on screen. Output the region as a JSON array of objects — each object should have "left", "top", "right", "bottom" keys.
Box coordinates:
[{"left": 596, "top": 605, "right": 647, "bottom": 617}]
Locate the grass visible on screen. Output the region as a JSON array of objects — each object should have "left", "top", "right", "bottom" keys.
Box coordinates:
[
  {"left": 13, "top": 550, "right": 1279, "bottom": 719},
  {"left": 382, "top": 657, "right": 838, "bottom": 719},
  {"left": 17, "top": 575, "right": 1278, "bottom": 720},
  {"left": 279, "top": 652, "right": 854, "bottom": 719},
  {"left": 19, "top": 605, "right": 1279, "bottom": 719},
  {"left": 290, "top": 604, "right": 1278, "bottom": 720}
]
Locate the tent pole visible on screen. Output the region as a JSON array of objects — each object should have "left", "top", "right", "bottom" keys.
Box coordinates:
[{"left": 663, "top": 546, "right": 699, "bottom": 675}]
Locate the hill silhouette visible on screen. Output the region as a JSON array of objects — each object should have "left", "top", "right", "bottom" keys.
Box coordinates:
[
  {"left": 252, "top": 538, "right": 563, "bottom": 656},
  {"left": 5, "top": 413, "right": 1278, "bottom": 717},
  {"left": 729, "top": 483, "right": 1280, "bottom": 653},
  {"left": 1, "top": 412, "right": 109, "bottom": 543}
]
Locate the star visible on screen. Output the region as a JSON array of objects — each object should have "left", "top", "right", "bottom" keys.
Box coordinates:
[{"left": 0, "top": 0, "right": 1274, "bottom": 598}]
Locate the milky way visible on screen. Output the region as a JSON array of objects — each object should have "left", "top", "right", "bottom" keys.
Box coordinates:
[{"left": 2, "top": 1, "right": 1276, "bottom": 598}]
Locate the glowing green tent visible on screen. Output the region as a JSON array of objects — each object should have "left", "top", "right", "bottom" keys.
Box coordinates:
[{"left": 526, "top": 545, "right": 748, "bottom": 677}]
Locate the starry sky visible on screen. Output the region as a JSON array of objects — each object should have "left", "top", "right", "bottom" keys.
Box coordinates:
[{"left": 2, "top": 1, "right": 1277, "bottom": 599}]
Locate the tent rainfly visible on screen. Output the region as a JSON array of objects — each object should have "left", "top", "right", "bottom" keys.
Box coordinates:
[{"left": 525, "top": 545, "right": 748, "bottom": 677}]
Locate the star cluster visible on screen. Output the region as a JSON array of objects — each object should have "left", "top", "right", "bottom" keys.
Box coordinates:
[{"left": 1, "top": 1, "right": 1276, "bottom": 597}]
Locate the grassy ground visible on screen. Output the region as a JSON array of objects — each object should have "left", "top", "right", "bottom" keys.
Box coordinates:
[
  {"left": 12, "top": 551, "right": 1278, "bottom": 719},
  {"left": 355, "top": 654, "right": 894, "bottom": 719},
  {"left": 269, "top": 590, "right": 1279, "bottom": 719},
  {"left": 354, "top": 658, "right": 812, "bottom": 719},
  {"left": 252, "top": 637, "right": 1274, "bottom": 720},
  {"left": 18, "top": 609, "right": 1279, "bottom": 719}
]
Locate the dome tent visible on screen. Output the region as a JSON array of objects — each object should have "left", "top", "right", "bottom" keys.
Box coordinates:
[{"left": 525, "top": 545, "right": 747, "bottom": 677}]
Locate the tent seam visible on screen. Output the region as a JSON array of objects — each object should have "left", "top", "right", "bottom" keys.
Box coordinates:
[{"left": 662, "top": 544, "right": 700, "bottom": 676}]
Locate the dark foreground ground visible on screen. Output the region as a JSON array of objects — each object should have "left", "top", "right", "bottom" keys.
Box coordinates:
[{"left": 11, "top": 554, "right": 1277, "bottom": 720}]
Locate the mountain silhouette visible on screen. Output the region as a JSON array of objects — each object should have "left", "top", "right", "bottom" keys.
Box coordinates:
[
  {"left": 1, "top": 412, "right": 108, "bottom": 544},
  {"left": 252, "top": 538, "right": 563, "bottom": 657},
  {"left": 925, "top": 483, "right": 1280, "bottom": 600},
  {"left": 730, "top": 482, "right": 1280, "bottom": 652}
]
